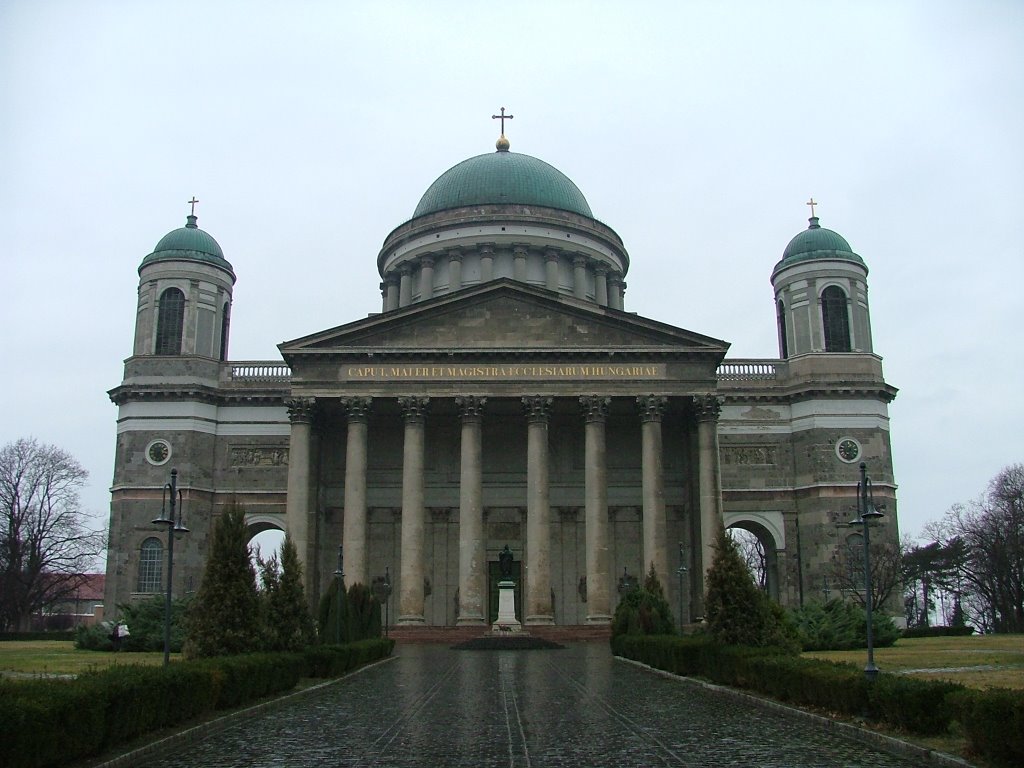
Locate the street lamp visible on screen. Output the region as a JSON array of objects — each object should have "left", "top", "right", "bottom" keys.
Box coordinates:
[
  {"left": 333, "top": 546, "right": 344, "bottom": 645},
  {"left": 848, "top": 461, "right": 885, "bottom": 681},
  {"left": 676, "top": 542, "right": 688, "bottom": 633},
  {"left": 152, "top": 468, "right": 189, "bottom": 666},
  {"left": 617, "top": 567, "right": 637, "bottom": 596}
]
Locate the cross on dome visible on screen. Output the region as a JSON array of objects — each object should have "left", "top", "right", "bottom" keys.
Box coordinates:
[
  {"left": 188, "top": 196, "right": 199, "bottom": 216},
  {"left": 492, "top": 107, "right": 514, "bottom": 151},
  {"left": 806, "top": 197, "right": 818, "bottom": 217}
]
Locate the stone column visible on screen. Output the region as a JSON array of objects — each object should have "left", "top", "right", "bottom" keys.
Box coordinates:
[
  {"left": 285, "top": 398, "right": 316, "bottom": 592},
  {"left": 638, "top": 395, "right": 668, "bottom": 589},
  {"left": 419, "top": 256, "right": 435, "bottom": 301},
  {"left": 384, "top": 275, "right": 399, "bottom": 312},
  {"left": 513, "top": 245, "right": 528, "bottom": 282},
  {"left": 398, "top": 396, "right": 430, "bottom": 624},
  {"left": 609, "top": 273, "right": 624, "bottom": 310},
  {"left": 398, "top": 265, "right": 412, "bottom": 307},
  {"left": 456, "top": 396, "right": 486, "bottom": 625},
  {"left": 448, "top": 249, "right": 463, "bottom": 292},
  {"left": 580, "top": 396, "right": 611, "bottom": 623},
  {"left": 522, "top": 396, "right": 554, "bottom": 625},
  {"left": 595, "top": 265, "right": 609, "bottom": 307},
  {"left": 341, "top": 397, "right": 371, "bottom": 587},
  {"left": 479, "top": 244, "right": 494, "bottom": 282},
  {"left": 545, "top": 249, "right": 560, "bottom": 291},
  {"left": 694, "top": 394, "right": 723, "bottom": 616},
  {"left": 573, "top": 256, "right": 588, "bottom": 300}
]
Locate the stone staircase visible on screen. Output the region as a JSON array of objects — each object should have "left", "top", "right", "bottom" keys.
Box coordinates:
[{"left": 386, "top": 624, "right": 612, "bottom": 645}]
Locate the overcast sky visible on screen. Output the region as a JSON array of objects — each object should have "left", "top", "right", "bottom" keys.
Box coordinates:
[{"left": 2, "top": 1, "right": 1021, "bottom": 556}]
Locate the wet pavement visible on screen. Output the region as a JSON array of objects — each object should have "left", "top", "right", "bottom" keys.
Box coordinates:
[{"left": 139, "top": 644, "right": 921, "bottom": 767}]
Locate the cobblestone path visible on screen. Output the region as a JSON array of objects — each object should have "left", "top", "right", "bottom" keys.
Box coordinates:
[{"left": 141, "top": 644, "right": 919, "bottom": 767}]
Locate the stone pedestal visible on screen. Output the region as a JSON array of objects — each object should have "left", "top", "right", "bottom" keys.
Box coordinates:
[{"left": 491, "top": 581, "right": 523, "bottom": 634}]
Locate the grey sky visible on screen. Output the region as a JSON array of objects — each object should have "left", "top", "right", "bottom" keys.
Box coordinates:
[{"left": 2, "top": 1, "right": 1021, "bottom": 553}]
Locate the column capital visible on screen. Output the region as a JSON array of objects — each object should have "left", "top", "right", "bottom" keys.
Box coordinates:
[
  {"left": 693, "top": 393, "right": 723, "bottom": 422},
  {"left": 545, "top": 247, "right": 561, "bottom": 262},
  {"left": 447, "top": 248, "right": 463, "bottom": 262},
  {"left": 522, "top": 396, "right": 553, "bottom": 423},
  {"left": 399, "top": 263, "right": 412, "bottom": 276},
  {"left": 594, "top": 263, "right": 609, "bottom": 276},
  {"left": 573, "top": 254, "right": 588, "bottom": 267},
  {"left": 398, "top": 395, "right": 430, "bottom": 422},
  {"left": 478, "top": 242, "right": 495, "bottom": 256},
  {"left": 419, "top": 254, "right": 435, "bottom": 268},
  {"left": 636, "top": 394, "right": 667, "bottom": 423},
  {"left": 285, "top": 397, "right": 316, "bottom": 424},
  {"left": 340, "top": 396, "right": 372, "bottom": 422},
  {"left": 579, "top": 395, "right": 611, "bottom": 422},
  {"left": 455, "top": 395, "right": 487, "bottom": 420},
  {"left": 513, "top": 244, "right": 529, "bottom": 256}
]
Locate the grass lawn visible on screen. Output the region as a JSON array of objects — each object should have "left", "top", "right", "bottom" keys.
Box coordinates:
[
  {"left": 804, "top": 634, "right": 1024, "bottom": 689},
  {"left": 0, "top": 641, "right": 178, "bottom": 677}
]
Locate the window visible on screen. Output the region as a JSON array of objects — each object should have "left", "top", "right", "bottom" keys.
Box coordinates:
[
  {"left": 219, "top": 301, "right": 230, "bottom": 361},
  {"left": 155, "top": 288, "right": 185, "bottom": 355},
  {"left": 821, "top": 285, "right": 851, "bottom": 352},
  {"left": 845, "top": 533, "right": 865, "bottom": 583},
  {"left": 777, "top": 299, "right": 788, "bottom": 358},
  {"left": 137, "top": 537, "right": 163, "bottom": 593}
]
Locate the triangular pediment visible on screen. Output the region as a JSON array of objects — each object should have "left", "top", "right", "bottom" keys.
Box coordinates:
[{"left": 280, "top": 281, "right": 728, "bottom": 361}]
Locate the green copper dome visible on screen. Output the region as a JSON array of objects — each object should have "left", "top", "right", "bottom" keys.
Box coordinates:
[
  {"left": 775, "top": 217, "right": 865, "bottom": 272},
  {"left": 413, "top": 150, "right": 593, "bottom": 219},
  {"left": 139, "top": 215, "right": 234, "bottom": 277}
]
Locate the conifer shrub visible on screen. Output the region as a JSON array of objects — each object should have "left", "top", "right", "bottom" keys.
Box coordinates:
[
  {"left": 318, "top": 577, "right": 351, "bottom": 644},
  {"left": 257, "top": 534, "right": 315, "bottom": 651},
  {"left": 183, "top": 501, "right": 262, "bottom": 659},
  {"left": 610, "top": 563, "right": 675, "bottom": 638},
  {"left": 789, "top": 599, "right": 899, "bottom": 650},
  {"left": 900, "top": 624, "right": 974, "bottom": 638},
  {"left": 347, "top": 583, "right": 383, "bottom": 641},
  {"left": 704, "top": 527, "right": 799, "bottom": 652},
  {"left": 950, "top": 687, "right": 1024, "bottom": 766}
]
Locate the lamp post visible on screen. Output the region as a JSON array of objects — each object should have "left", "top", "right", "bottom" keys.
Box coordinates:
[
  {"left": 849, "top": 461, "right": 884, "bottom": 682},
  {"left": 676, "top": 542, "right": 688, "bottom": 633},
  {"left": 333, "top": 546, "right": 344, "bottom": 645},
  {"left": 152, "top": 468, "right": 188, "bottom": 666},
  {"left": 617, "top": 566, "right": 637, "bottom": 596}
]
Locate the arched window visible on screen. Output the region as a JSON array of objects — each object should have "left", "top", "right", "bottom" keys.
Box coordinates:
[
  {"left": 821, "top": 285, "right": 851, "bottom": 352},
  {"left": 777, "top": 299, "right": 789, "bottom": 358},
  {"left": 137, "top": 537, "right": 163, "bottom": 593},
  {"left": 219, "top": 301, "right": 230, "bottom": 361},
  {"left": 155, "top": 288, "right": 185, "bottom": 355}
]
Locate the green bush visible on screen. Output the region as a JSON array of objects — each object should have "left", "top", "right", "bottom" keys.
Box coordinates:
[
  {"left": 0, "top": 678, "right": 105, "bottom": 768},
  {"left": 0, "top": 631, "right": 76, "bottom": 642},
  {"left": 611, "top": 564, "right": 675, "bottom": 638},
  {"left": 868, "top": 675, "right": 962, "bottom": 735},
  {"left": 790, "top": 599, "right": 900, "bottom": 651},
  {"left": 950, "top": 687, "right": 1024, "bottom": 766}
]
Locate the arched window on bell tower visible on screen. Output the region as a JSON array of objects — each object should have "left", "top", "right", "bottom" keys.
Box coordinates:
[
  {"left": 821, "top": 285, "right": 851, "bottom": 352},
  {"left": 777, "top": 299, "right": 789, "bottom": 358},
  {"left": 219, "top": 301, "right": 230, "bottom": 361},
  {"left": 155, "top": 287, "right": 185, "bottom": 355}
]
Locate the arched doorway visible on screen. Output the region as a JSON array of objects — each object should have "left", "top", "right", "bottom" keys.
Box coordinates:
[
  {"left": 245, "top": 514, "right": 286, "bottom": 570},
  {"left": 723, "top": 511, "right": 785, "bottom": 602}
]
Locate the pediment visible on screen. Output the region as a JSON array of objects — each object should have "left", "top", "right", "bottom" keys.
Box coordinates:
[{"left": 279, "top": 281, "right": 728, "bottom": 359}]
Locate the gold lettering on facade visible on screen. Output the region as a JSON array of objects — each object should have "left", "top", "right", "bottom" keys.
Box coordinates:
[{"left": 343, "top": 363, "right": 664, "bottom": 381}]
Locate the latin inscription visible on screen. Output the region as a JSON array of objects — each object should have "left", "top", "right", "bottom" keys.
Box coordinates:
[{"left": 343, "top": 363, "right": 665, "bottom": 381}]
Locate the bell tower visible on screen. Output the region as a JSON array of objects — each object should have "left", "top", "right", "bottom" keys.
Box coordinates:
[{"left": 133, "top": 201, "right": 235, "bottom": 359}]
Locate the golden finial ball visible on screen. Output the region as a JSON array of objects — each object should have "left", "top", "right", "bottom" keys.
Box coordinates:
[{"left": 496, "top": 135, "right": 510, "bottom": 151}]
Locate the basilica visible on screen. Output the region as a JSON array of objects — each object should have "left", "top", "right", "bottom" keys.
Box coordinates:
[{"left": 103, "top": 124, "right": 899, "bottom": 629}]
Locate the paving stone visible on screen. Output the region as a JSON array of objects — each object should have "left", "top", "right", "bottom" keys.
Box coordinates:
[{"left": 139, "top": 645, "right": 920, "bottom": 767}]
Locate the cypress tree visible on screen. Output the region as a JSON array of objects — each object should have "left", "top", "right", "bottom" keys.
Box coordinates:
[
  {"left": 183, "top": 501, "right": 261, "bottom": 658},
  {"left": 260, "top": 533, "right": 315, "bottom": 651}
]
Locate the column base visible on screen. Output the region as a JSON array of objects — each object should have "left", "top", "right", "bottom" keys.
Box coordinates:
[
  {"left": 396, "top": 615, "right": 426, "bottom": 626},
  {"left": 585, "top": 614, "right": 612, "bottom": 625},
  {"left": 456, "top": 616, "right": 486, "bottom": 627},
  {"left": 524, "top": 615, "right": 555, "bottom": 626}
]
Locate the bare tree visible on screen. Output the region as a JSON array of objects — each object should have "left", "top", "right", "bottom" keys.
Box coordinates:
[
  {"left": 0, "top": 438, "right": 105, "bottom": 631},
  {"left": 727, "top": 527, "right": 767, "bottom": 591},
  {"left": 928, "top": 464, "right": 1024, "bottom": 633},
  {"left": 831, "top": 532, "right": 902, "bottom": 612}
]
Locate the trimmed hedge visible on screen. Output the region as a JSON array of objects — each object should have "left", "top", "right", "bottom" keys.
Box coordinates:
[
  {"left": 901, "top": 625, "right": 975, "bottom": 638},
  {"left": 613, "top": 634, "right": 1024, "bottom": 764},
  {"left": 950, "top": 687, "right": 1024, "bottom": 767},
  {"left": 0, "top": 638, "right": 394, "bottom": 768},
  {"left": 0, "top": 631, "right": 76, "bottom": 642}
]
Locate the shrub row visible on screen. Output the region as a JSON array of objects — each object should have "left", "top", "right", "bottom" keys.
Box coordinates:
[
  {"left": 0, "top": 638, "right": 394, "bottom": 768},
  {"left": 0, "top": 631, "right": 76, "bottom": 642},
  {"left": 612, "top": 635, "right": 1023, "bottom": 766},
  {"left": 900, "top": 625, "right": 975, "bottom": 638}
]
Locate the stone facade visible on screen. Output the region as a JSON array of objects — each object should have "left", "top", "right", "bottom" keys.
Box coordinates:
[{"left": 104, "top": 144, "right": 899, "bottom": 627}]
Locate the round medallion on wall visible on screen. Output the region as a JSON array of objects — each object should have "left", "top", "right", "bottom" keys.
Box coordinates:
[
  {"left": 146, "top": 439, "right": 171, "bottom": 466},
  {"left": 836, "top": 437, "right": 861, "bottom": 463}
]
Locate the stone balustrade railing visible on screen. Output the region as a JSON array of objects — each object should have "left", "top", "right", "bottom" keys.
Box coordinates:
[
  {"left": 229, "top": 362, "right": 292, "bottom": 381},
  {"left": 716, "top": 360, "right": 779, "bottom": 381}
]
